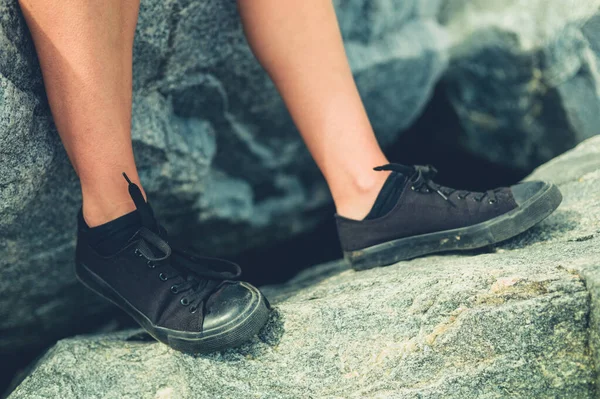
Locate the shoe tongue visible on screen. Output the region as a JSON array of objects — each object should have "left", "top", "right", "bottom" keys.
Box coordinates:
[{"left": 363, "top": 171, "right": 407, "bottom": 220}]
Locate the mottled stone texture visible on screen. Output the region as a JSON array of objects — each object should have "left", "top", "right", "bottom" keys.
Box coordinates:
[
  {"left": 441, "top": 0, "right": 600, "bottom": 170},
  {"left": 9, "top": 137, "right": 600, "bottom": 398},
  {"left": 1, "top": 0, "right": 600, "bottom": 377}
]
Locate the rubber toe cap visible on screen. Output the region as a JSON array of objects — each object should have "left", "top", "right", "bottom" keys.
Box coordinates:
[
  {"left": 510, "top": 181, "right": 548, "bottom": 207},
  {"left": 202, "top": 282, "right": 263, "bottom": 331}
]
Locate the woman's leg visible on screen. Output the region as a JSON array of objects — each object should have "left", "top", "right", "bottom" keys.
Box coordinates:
[
  {"left": 239, "top": 0, "right": 562, "bottom": 271},
  {"left": 238, "top": 0, "right": 390, "bottom": 220},
  {"left": 19, "top": 1, "right": 272, "bottom": 352},
  {"left": 18, "top": 0, "right": 143, "bottom": 227}
]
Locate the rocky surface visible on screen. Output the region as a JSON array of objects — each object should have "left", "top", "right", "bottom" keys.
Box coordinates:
[
  {"left": 9, "top": 137, "right": 600, "bottom": 398},
  {"left": 442, "top": 0, "right": 600, "bottom": 170},
  {"left": 1, "top": 0, "right": 600, "bottom": 379}
]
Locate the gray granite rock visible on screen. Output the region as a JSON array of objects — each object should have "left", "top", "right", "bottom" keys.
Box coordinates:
[
  {"left": 2, "top": 0, "right": 600, "bottom": 379},
  {"left": 9, "top": 137, "right": 600, "bottom": 398},
  {"left": 441, "top": 0, "right": 600, "bottom": 170},
  {"left": 0, "top": 0, "right": 447, "bottom": 358}
]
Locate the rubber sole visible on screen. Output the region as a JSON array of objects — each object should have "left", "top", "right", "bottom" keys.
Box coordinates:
[
  {"left": 345, "top": 182, "right": 563, "bottom": 271},
  {"left": 76, "top": 263, "right": 271, "bottom": 354}
]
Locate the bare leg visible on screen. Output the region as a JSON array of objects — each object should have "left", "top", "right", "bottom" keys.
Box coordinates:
[
  {"left": 238, "top": 0, "right": 390, "bottom": 220},
  {"left": 19, "top": 0, "right": 143, "bottom": 227}
]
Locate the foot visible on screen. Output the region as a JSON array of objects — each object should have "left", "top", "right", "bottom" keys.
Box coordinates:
[
  {"left": 335, "top": 164, "right": 563, "bottom": 270},
  {"left": 75, "top": 174, "right": 270, "bottom": 353}
]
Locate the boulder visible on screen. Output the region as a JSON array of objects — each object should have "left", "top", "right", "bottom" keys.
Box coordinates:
[
  {"left": 9, "top": 136, "right": 600, "bottom": 398},
  {"left": 2, "top": 0, "right": 600, "bottom": 377},
  {"left": 441, "top": 0, "right": 600, "bottom": 170}
]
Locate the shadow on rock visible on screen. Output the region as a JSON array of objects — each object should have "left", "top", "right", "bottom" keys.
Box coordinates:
[
  {"left": 256, "top": 307, "right": 284, "bottom": 347},
  {"left": 125, "top": 331, "right": 155, "bottom": 342}
]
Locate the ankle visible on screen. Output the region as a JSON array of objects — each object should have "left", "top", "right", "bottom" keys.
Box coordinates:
[
  {"left": 333, "top": 170, "right": 390, "bottom": 220},
  {"left": 81, "top": 187, "right": 146, "bottom": 228},
  {"left": 79, "top": 173, "right": 147, "bottom": 227},
  {"left": 82, "top": 199, "right": 138, "bottom": 228}
]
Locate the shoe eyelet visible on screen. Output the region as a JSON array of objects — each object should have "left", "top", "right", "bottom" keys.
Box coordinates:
[
  {"left": 411, "top": 186, "right": 416, "bottom": 191},
  {"left": 134, "top": 249, "right": 143, "bottom": 257},
  {"left": 457, "top": 196, "right": 465, "bottom": 200},
  {"left": 189, "top": 305, "right": 197, "bottom": 313},
  {"left": 147, "top": 261, "right": 155, "bottom": 269},
  {"left": 170, "top": 285, "right": 179, "bottom": 294},
  {"left": 158, "top": 273, "right": 168, "bottom": 281},
  {"left": 180, "top": 297, "right": 190, "bottom": 306},
  {"left": 489, "top": 199, "right": 497, "bottom": 204}
]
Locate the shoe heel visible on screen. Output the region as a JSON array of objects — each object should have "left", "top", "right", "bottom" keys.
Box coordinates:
[
  {"left": 75, "top": 262, "right": 123, "bottom": 307},
  {"left": 344, "top": 250, "right": 393, "bottom": 271},
  {"left": 345, "top": 238, "right": 431, "bottom": 271}
]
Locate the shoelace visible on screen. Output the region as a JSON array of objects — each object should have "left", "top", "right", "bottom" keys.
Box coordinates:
[
  {"left": 123, "top": 173, "right": 241, "bottom": 314},
  {"left": 374, "top": 164, "right": 498, "bottom": 205}
]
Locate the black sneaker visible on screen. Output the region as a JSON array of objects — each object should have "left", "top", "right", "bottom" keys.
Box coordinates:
[
  {"left": 75, "top": 174, "right": 270, "bottom": 353},
  {"left": 336, "top": 164, "right": 562, "bottom": 270}
]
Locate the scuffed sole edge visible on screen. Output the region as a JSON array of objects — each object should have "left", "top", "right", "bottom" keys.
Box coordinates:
[{"left": 346, "top": 183, "right": 563, "bottom": 271}]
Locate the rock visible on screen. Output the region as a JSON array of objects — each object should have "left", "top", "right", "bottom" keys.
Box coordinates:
[
  {"left": 441, "top": 0, "right": 600, "bottom": 170},
  {"left": 9, "top": 137, "right": 600, "bottom": 398},
  {"left": 3, "top": 0, "right": 600, "bottom": 377},
  {"left": 0, "top": 0, "right": 447, "bottom": 358}
]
